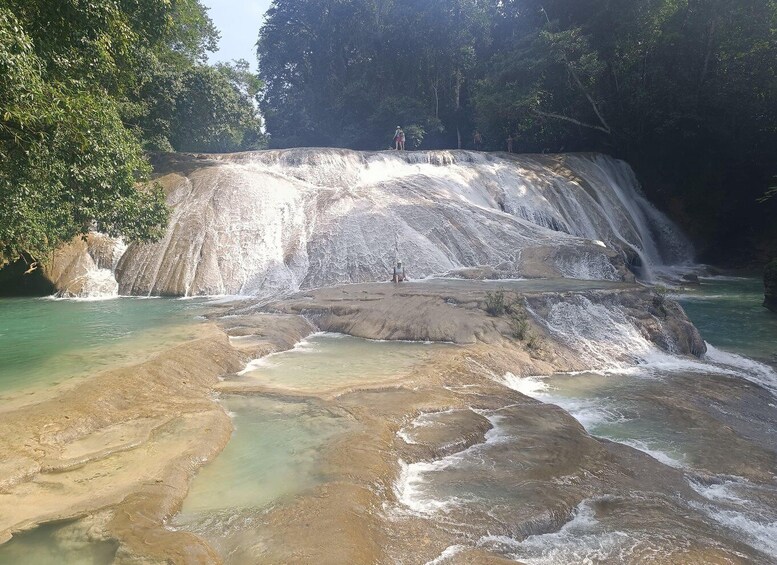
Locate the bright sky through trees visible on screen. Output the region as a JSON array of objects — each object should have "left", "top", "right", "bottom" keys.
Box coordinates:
[{"left": 202, "top": 0, "right": 271, "bottom": 70}]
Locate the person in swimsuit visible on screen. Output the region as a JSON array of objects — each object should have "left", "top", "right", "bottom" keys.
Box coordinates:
[{"left": 394, "top": 126, "right": 402, "bottom": 150}]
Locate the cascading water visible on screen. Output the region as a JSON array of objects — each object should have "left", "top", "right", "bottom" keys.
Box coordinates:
[
  {"left": 398, "top": 279, "right": 777, "bottom": 564},
  {"left": 54, "top": 149, "right": 693, "bottom": 297}
]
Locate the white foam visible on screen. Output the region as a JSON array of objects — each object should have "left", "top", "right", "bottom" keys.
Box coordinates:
[
  {"left": 424, "top": 544, "right": 467, "bottom": 565},
  {"left": 617, "top": 439, "right": 685, "bottom": 468},
  {"left": 394, "top": 411, "right": 509, "bottom": 516},
  {"left": 237, "top": 332, "right": 326, "bottom": 375},
  {"left": 478, "top": 500, "right": 644, "bottom": 564},
  {"left": 669, "top": 293, "right": 726, "bottom": 301},
  {"left": 395, "top": 459, "right": 458, "bottom": 515},
  {"left": 528, "top": 296, "right": 657, "bottom": 368},
  {"left": 502, "top": 373, "right": 549, "bottom": 397},
  {"left": 704, "top": 344, "right": 777, "bottom": 395},
  {"left": 695, "top": 505, "right": 777, "bottom": 556},
  {"left": 398, "top": 408, "right": 460, "bottom": 445},
  {"left": 688, "top": 477, "right": 752, "bottom": 505},
  {"left": 42, "top": 293, "right": 118, "bottom": 302},
  {"left": 500, "top": 372, "right": 687, "bottom": 469},
  {"left": 500, "top": 373, "right": 629, "bottom": 429},
  {"left": 559, "top": 399, "right": 630, "bottom": 430},
  {"left": 396, "top": 428, "right": 418, "bottom": 445}
]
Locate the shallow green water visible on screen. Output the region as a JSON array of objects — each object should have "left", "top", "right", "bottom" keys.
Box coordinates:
[
  {"left": 0, "top": 521, "right": 117, "bottom": 565},
  {"left": 0, "top": 296, "right": 209, "bottom": 565},
  {"left": 175, "top": 333, "right": 450, "bottom": 563},
  {"left": 674, "top": 276, "right": 777, "bottom": 361},
  {"left": 231, "top": 332, "right": 445, "bottom": 393},
  {"left": 177, "top": 395, "right": 350, "bottom": 519},
  {"left": 0, "top": 297, "right": 206, "bottom": 394}
]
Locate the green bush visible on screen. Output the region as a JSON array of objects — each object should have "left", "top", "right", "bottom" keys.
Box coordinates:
[
  {"left": 525, "top": 332, "right": 541, "bottom": 350},
  {"left": 484, "top": 289, "right": 506, "bottom": 316},
  {"left": 509, "top": 309, "right": 530, "bottom": 340}
]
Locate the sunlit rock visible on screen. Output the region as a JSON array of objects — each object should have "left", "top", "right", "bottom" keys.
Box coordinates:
[{"left": 50, "top": 149, "right": 693, "bottom": 297}]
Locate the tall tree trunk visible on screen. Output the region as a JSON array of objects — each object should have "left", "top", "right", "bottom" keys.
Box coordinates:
[{"left": 454, "top": 69, "right": 462, "bottom": 148}]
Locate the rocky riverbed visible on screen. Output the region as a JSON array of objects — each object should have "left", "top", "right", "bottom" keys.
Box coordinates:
[{"left": 3, "top": 278, "right": 747, "bottom": 565}]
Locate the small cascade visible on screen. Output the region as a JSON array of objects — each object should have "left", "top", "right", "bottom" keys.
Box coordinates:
[
  {"left": 58, "top": 149, "right": 692, "bottom": 297},
  {"left": 527, "top": 294, "right": 659, "bottom": 368}
]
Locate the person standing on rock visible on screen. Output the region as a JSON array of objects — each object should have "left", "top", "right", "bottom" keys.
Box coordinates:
[
  {"left": 473, "top": 130, "right": 483, "bottom": 150},
  {"left": 506, "top": 134, "right": 514, "bottom": 153},
  {"left": 392, "top": 260, "right": 407, "bottom": 282},
  {"left": 394, "top": 126, "right": 403, "bottom": 150}
]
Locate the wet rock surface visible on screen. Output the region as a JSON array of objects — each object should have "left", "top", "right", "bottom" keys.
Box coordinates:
[
  {"left": 1, "top": 279, "right": 771, "bottom": 564},
  {"left": 43, "top": 149, "right": 694, "bottom": 297}
]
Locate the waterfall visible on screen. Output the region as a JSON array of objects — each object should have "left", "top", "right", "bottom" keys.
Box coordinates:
[{"left": 63, "top": 149, "right": 693, "bottom": 297}]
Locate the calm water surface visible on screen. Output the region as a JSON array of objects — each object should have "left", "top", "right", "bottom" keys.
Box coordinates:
[
  {"left": 675, "top": 276, "right": 777, "bottom": 361},
  {"left": 0, "top": 297, "right": 206, "bottom": 394}
]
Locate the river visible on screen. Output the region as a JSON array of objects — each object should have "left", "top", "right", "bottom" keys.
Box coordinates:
[
  {"left": 0, "top": 276, "right": 775, "bottom": 564},
  {"left": 448, "top": 275, "right": 777, "bottom": 564}
]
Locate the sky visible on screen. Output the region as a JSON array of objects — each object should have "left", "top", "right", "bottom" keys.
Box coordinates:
[{"left": 201, "top": 0, "right": 273, "bottom": 71}]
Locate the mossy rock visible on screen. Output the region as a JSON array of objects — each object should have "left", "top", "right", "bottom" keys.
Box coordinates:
[{"left": 764, "top": 259, "right": 777, "bottom": 313}]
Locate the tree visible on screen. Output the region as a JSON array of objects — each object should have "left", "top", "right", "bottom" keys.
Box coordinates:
[
  {"left": 0, "top": 0, "right": 266, "bottom": 266},
  {"left": 256, "top": 0, "right": 777, "bottom": 260},
  {"left": 257, "top": 0, "right": 487, "bottom": 149},
  {"left": 0, "top": 4, "right": 168, "bottom": 265},
  {"left": 138, "top": 60, "right": 266, "bottom": 153}
]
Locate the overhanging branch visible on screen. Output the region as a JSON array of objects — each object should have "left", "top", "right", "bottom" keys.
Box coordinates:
[{"left": 532, "top": 108, "right": 611, "bottom": 134}]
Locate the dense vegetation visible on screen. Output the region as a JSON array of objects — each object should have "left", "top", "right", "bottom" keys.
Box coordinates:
[
  {"left": 258, "top": 0, "right": 777, "bottom": 261},
  {"left": 0, "top": 0, "right": 264, "bottom": 266},
  {"left": 1, "top": 0, "right": 775, "bottom": 266}
]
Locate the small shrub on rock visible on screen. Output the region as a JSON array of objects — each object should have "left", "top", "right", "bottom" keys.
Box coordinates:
[
  {"left": 509, "top": 309, "right": 530, "bottom": 340},
  {"left": 484, "top": 289, "right": 506, "bottom": 316}
]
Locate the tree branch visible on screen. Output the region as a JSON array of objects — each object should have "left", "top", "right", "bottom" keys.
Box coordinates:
[
  {"left": 540, "top": 5, "right": 612, "bottom": 135},
  {"left": 532, "top": 108, "right": 611, "bottom": 134},
  {"left": 567, "top": 66, "right": 612, "bottom": 134}
]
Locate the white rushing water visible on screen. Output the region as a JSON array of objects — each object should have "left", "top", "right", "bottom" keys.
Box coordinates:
[
  {"left": 56, "top": 149, "right": 692, "bottom": 297},
  {"left": 395, "top": 281, "right": 777, "bottom": 564},
  {"left": 496, "top": 291, "right": 777, "bottom": 563}
]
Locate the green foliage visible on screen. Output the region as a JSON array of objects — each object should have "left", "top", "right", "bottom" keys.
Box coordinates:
[
  {"left": 508, "top": 309, "right": 530, "bottom": 340},
  {"left": 484, "top": 289, "right": 507, "bottom": 317},
  {"left": 0, "top": 6, "right": 168, "bottom": 264},
  {"left": 257, "top": 0, "right": 777, "bottom": 259},
  {"left": 0, "top": 1, "right": 264, "bottom": 265},
  {"left": 507, "top": 299, "right": 541, "bottom": 350},
  {"left": 166, "top": 62, "right": 265, "bottom": 153},
  {"left": 403, "top": 125, "right": 427, "bottom": 149},
  {"left": 134, "top": 57, "right": 266, "bottom": 153},
  {"left": 258, "top": 0, "right": 487, "bottom": 149}
]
